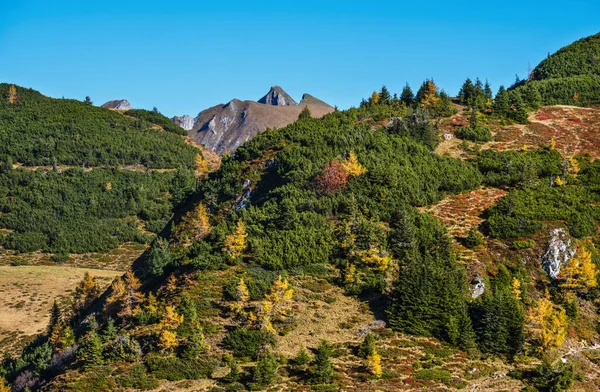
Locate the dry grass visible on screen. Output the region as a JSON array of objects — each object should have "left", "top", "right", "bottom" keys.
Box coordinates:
[{"left": 0, "top": 265, "right": 121, "bottom": 352}]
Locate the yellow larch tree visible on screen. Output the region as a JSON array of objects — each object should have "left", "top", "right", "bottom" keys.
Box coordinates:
[
  {"left": 554, "top": 176, "right": 565, "bottom": 186},
  {"left": 256, "top": 300, "right": 276, "bottom": 334},
  {"left": 254, "top": 276, "right": 294, "bottom": 334},
  {"left": 157, "top": 305, "right": 184, "bottom": 353},
  {"left": 181, "top": 204, "right": 212, "bottom": 244},
  {"left": 568, "top": 157, "right": 580, "bottom": 178},
  {"left": 7, "top": 85, "right": 17, "bottom": 104},
  {"left": 230, "top": 278, "right": 250, "bottom": 320},
  {"left": 526, "top": 291, "right": 568, "bottom": 354},
  {"left": 341, "top": 152, "right": 367, "bottom": 177},
  {"left": 344, "top": 263, "right": 357, "bottom": 285},
  {"left": 358, "top": 247, "right": 392, "bottom": 271},
  {"left": 106, "top": 271, "right": 145, "bottom": 320},
  {"left": 560, "top": 241, "right": 598, "bottom": 291},
  {"left": 195, "top": 153, "right": 209, "bottom": 177},
  {"left": 370, "top": 91, "right": 380, "bottom": 105},
  {"left": 0, "top": 376, "right": 11, "bottom": 392},
  {"left": 223, "top": 220, "right": 248, "bottom": 260},
  {"left": 367, "top": 348, "right": 383, "bottom": 378},
  {"left": 73, "top": 272, "right": 99, "bottom": 312},
  {"left": 512, "top": 277, "right": 522, "bottom": 301},
  {"left": 420, "top": 79, "right": 439, "bottom": 107}
]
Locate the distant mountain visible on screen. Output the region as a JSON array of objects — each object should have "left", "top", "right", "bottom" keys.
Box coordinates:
[
  {"left": 175, "top": 86, "right": 334, "bottom": 155},
  {"left": 101, "top": 99, "right": 132, "bottom": 110}
]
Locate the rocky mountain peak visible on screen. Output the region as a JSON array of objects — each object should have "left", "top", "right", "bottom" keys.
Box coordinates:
[
  {"left": 101, "top": 99, "right": 132, "bottom": 110},
  {"left": 171, "top": 114, "right": 195, "bottom": 131},
  {"left": 257, "top": 86, "right": 298, "bottom": 106}
]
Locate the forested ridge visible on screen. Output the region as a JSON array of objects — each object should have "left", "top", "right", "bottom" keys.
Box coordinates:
[{"left": 2, "top": 32, "right": 600, "bottom": 392}]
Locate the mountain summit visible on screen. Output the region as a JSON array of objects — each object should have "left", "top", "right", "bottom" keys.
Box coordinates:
[
  {"left": 174, "top": 86, "right": 334, "bottom": 155},
  {"left": 257, "top": 85, "right": 298, "bottom": 106}
]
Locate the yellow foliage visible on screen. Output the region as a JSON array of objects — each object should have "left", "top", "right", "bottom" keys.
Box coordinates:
[
  {"left": 512, "top": 277, "right": 522, "bottom": 301},
  {"left": 568, "top": 157, "right": 580, "bottom": 178},
  {"left": 253, "top": 276, "right": 294, "bottom": 333},
  {"left": 195, "top": 153, "right": 209, "bottom": 177},
  {"left": 420, "top": 79, "right": 439, "bottom": 107},
  {"left": 230, "top": 278, "right": 250, "bottom": 320},
  {"left": 522, "top": 144, "right": 528, "bottom": 151},
  {"left": 7, "top": 85, "right": 17, "bottom": 104},
  {"left": 161, "top": 305, "right": 184, "bottom": 330},
  {"left": 0, "top": 377, "right": 11, "bottom": 392},
  {"left": 370, "top": 91, "right": 380, "bottom": 104},
  {"left": 527, "top": 291, "right": 568, "bottom": 353},
  {"left": 146, "top": 292, "right": 159, "bottom": 314},
  {"left": 561, "top": 242, "right": 598, "bottom": 291},
  {"left": 257, "top": 300, "right": 276, "bottom": 334},
  {"left": 106, "top": 271, "right": 145, "bottom": 320},
  {"left": 223, "top": 220, "right": 248, "bottom": 259},
  {"left": 341, "top": 152, "right": 367, "bottom": 177},
  {"left": 554, "top": 176, "right": 565, "bottom": 186},
  {"left": 166, "top": 275, "right": 178, "bottom": 295},
  {"left": 367, "top": 349, "right": 383, "bottom": 378},
  {"left": 550, "top": 138, "right": 556, "bottom": 150},
  {"left": 105, "top": 182, "right": 112, "bottom": 191},
  {"left": 358, "top": 247, "right": 392, "bottom": 271},
  {"left": 182, "top": 204, "right": 212, "bottom": 243},
  {"left": 73, "top": 272, "right": 99, "bottom": 311},
  {"left": 158, "top": 329, "right": 178, "bottom": 353},
  {"left": 344, "top": 263, "right": 357, "bottom": 285}
]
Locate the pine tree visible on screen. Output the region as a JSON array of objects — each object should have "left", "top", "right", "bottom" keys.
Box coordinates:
[
  {"left": 484, "top": 79, "right": 493, "bottom": 100},
  {"left": 102, "top": 317, "right": 118, "bottom": 342},
  {"left": 522, "top": 83, "right": 542, "bottom": 110},
  {"left": 182, "top": 329, "right": 209, "bottom": 359},
  {"left": 458, "top": 78, "right": 474, "bottom": 105},
  {"left": 146, "top": 238, "right": 173, "bottom": 277},
  {"left": 298, "top": 106, "right": 312, "bottom": 120},
  {"left": 493, "top": 86, "right": 510, "bottom": 116},
  {"left": 253, "top": 350, "right": 278, "bottom": 387},
  {"left": 223, "top": 220, "right": 248, "bottom": 260},
  {"left": 311, "top": 340, "right": 334, "bottom": 384},
  {"left": 83, "top": 96, "right": 93, "bottom": 105},
  {"left": 400, "top": 83, "right": 414, "bottom": 105},
  {"left": 358, "top": 334, "right": 376, "bottom": 358},
  {"left": 79, "top": 332, "right": 104, "bottom": 370},
  {"left": 379, "top": 86, "right": 391, "bottom": 105},
  {"left": 48, "top": 301, "right": 62, "bottom": 334}
]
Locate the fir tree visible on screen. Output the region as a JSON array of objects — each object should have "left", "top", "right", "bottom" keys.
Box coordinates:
[
  {"left": 79, "top": 332, "right": 104, "bottom": 370},
  {"left": 311, "top": 340, "right": 334, "bottom": 384},
  {"left": 400, "top": 83, "right": 414, "bottom": 105},
  {"left": 253, "top": 350, "right": 278, "bottom": 387}
]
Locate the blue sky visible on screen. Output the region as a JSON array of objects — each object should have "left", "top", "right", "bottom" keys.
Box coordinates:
[{"left": 1, "top": 1, "right": 598, "bottom": 117}]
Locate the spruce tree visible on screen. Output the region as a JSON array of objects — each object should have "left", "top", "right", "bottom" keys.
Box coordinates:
[
  {"left": 493, "top": 86, "right": 510, "bottom": 116},
  {"left": 484, "top": 79, "right": 493, "bottom": 100},
  {"left": 79, "top": 332, "right": 104, "bottom": 370},
  {"left": 458, "top": 78, "right": 474, "bottom": 105},
  {"left": 379, "top": 85, "right": 391, "bottom": 105},
  {"left": 400, "top": 83, "right": 414, "bottom": 105},
  {"left": 311, "top": 340, "right": 334, "bottom": 384},
  {"left": 253, "top": 350, "right": 278, "bottom": 387}
]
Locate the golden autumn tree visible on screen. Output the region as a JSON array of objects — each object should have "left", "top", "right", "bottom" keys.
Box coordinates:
[
  {"left": 560, "top": 242, "right": 598, "bottom": 292},
  {"left": 106, "top": 271, "right": 145, "bottom": 320},
  {"left": 195, "top": 153, "right": 209, "bottom": 177},
  {"left": 344, "top": 263, "right": 357, "bottom": 285},
  {"left": 370, "top": 91, "right": 380, "bottom": 105},
  {"left": 512, "top": 277, "right": 522, "bottom": 301},
  {"left": 341, "top": 152, "right": 367, "bottom": 177},
  {"left": 0, "top": 377, "right": 11, "bottom": 392},
  {"left": 554, "top": 176, "right": 565, "bottom": 186},
  {"left": 255, "top": 276, "right": 294, "bottom": 334},
  {"left": 179, "top": 204, "right": 212, "bottom": 245},
  {"left": 568, "top": 157, "right": 580, "bottom": 178},
  {"left": 358, "top": 247, "right": 392, "bottom": 271},
  {"left": 550, "top": 138, "right": 556, "bottom": 150},
  {"left": 419, "top": 79, "right": 439, "bottom": 107},
  {"left": 223, "top": 220, "right": 248, "bottom": 260},
  {"left": 230, "top": 278, "right": 250, "bottom": 320},
  {"left": 367, "top": 348, "right": 383, "bottom": 378},
  {"left": 73, "top": 272, "right": 100, "bottom": 312},
  {"left": 7, "top": 85, "right": 17, "bottom": 104},
  {"left": 157, "top": 305, "right": 184, "bottom": 353},
  {"left": 526, "top": 291, "right": 568, "bottom": 354}
]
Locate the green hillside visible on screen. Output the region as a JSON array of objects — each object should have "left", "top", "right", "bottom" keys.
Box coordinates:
[
  {"left": 5, "top": 73, "right": 600, "bottom": 391},
  {"left": 0, "top": 85, "right": 200, "bottom": 254}
]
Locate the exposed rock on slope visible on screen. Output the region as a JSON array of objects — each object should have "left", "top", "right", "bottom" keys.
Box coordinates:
[
  {"left": 101, "top": 99, "right": 132, "bottom": 110},
  {"left": 172, "top": 114, "right": 195, "bottom": 131},
  {"left": 542, "top": 228, "right": 576, "bottom": 279},
  {"left": 182, "top": 86, "right": 334, "bottom": 155}
]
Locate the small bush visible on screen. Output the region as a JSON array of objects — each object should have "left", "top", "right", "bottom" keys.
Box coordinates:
[
  {"left": 146, "top": 355, "right": 217, "bottom": 381},
  {"left": 512, "top": 239, "right": 535, "bottom": 250},
  {"left": 223, "top": 329, "right": 275, "bottom": 359},
  {"left": 116, "top": 364, "right": 159, "bottom": 389},
  {"left": 464, "top": 228, "right": 484, "bottom": 248},
  {"left": 50, "top": 252, "right": 70, "bottom": 263},
  {"left": 456, "top": 125, "right": 492, "bottom": 142},
  {"left": 413, "top": 368, "right": 452, "bottom": 381}
]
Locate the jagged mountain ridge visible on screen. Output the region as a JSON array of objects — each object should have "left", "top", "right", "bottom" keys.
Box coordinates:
[{"left": 173, "top": 86, "right": 334, "bottom": 155}]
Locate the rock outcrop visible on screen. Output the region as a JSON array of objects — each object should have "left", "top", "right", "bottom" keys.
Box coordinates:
[
  {"left": 542, "top": 228, "right": 576, "bottom": 279},
  {"left": 171, "top": 114, "right": 195, "bottom": 131},
  {"left": 182, "top": 86, "right": 334, "bottom": 155},
  {"left": 257, "top": 86, "right": 297, "bottom": 106},
  {"left": 101, "top": 99, "right": 132, "bottom": 110}
]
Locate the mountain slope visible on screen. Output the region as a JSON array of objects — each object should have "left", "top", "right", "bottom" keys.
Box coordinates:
[{"left": 182, "top": 86, "right": 335, "bottom": 155}]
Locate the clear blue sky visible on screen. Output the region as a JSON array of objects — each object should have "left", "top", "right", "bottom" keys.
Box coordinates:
[{"left": 1, "top": 1, "right": 598, "bottom": 117}]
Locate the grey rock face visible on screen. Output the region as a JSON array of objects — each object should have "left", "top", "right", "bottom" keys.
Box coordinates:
[
  {"left": 542, "top": 228, "right": 576, "bottom": 279},
  {"left": 258, "top": 86, "right": 298, "bottom": 106},
  {"left": 171, "top": 115, "right": 195, "bottom": 131},
  {"left": 101, "top": 99, "right": 132, "bottom": 110},
  {"left": 470, "top": 276, "right": 485, "bottom": 299}
]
